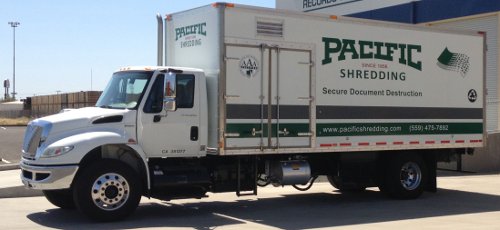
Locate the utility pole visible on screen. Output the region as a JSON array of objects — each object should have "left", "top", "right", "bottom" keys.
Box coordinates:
[{"left": 8, "top": 21, "right": 20, "bottom": 100}]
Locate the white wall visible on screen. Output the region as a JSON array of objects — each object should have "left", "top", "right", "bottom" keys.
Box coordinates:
[{"left": 0, "top": 101, "right": 23, "bottom": 111}]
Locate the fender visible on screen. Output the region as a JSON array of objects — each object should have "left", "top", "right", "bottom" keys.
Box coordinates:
[
  {"left": 37, "top": 131, "right": 152, "bottom": 190},
  {"left": 36, "top": 131, "right": 135, "bottom": 165},
  {"left": 125, "top": 143, "right": 152, "bottom": 190}
]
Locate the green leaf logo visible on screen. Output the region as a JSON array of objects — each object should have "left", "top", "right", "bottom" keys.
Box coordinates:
[{"left": 437, "top": 47, "right": 470, "bottom": 77}]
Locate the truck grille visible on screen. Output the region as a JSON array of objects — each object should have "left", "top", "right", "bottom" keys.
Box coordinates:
[{"left": 23, "top": 125, "right": 43, "bottom": 159}]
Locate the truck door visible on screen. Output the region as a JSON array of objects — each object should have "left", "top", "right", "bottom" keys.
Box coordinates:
[
  {"left": 225, "top": 44, "right": 313, "bottom": 150},
  {"left": 138, "top": 73, "right": 201, "bottom": 158}
]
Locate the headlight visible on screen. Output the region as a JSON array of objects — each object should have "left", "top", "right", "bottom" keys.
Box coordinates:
[{"left": 41, "top": 146, "right": 74, "bottom": 158}]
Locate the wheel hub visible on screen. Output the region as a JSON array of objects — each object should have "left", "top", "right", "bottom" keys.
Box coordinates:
[
  {"left": 105, "top": 186, "right": 119, "bottom": 199},
  {"left": 91, "top": 173, "right": 130, "bottom": 211},
  {"left": 399, "top": 162, "right": 422, "bottom": 191}
]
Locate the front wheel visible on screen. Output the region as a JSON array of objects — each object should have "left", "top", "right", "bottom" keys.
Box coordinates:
[
  {"left": 73, "top": 160, "right": 142, "bottom": 221},
  {"left": 379, "top": 154, "right": 427, "bottom": 199},
  {"left": 43, "top": 189, "right": 76, "bottom": 209}
]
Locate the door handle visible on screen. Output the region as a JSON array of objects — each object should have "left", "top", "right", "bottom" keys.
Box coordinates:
[
  {"left": 153, "top": 115, "right": 162, "bottom": 123},
  {"left": 190, "top": 126, "right": 199, "bottom": 141}
]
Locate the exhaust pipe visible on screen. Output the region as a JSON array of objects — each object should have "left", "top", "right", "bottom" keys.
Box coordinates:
[{"left": 156, "top": 13, "right": 163, "bottom": 66}]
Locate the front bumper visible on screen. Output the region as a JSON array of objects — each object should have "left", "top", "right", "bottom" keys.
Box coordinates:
[{"left": 20, "top": 161, "right": 79, "bottom": 190}]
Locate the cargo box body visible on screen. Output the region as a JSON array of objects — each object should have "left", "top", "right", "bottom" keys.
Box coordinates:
[{"left": 166, "top": 4, "right": 485, "bottom": 156}]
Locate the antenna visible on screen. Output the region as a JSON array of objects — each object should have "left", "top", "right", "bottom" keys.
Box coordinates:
[{"left": 90, "top": 68, "right": 93, "bottom": 91}]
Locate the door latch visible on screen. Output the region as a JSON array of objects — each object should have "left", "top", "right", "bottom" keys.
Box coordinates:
[
  {"left": 278, "top": 128, "right": 289, "bottom": 136},
  {"left": 252, "top": 128, "right": 263, "bottom": 137}
]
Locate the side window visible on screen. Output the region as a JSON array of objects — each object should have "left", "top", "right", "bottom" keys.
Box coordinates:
[
  {"left": 143, "top": 74, "right": 164, "bottom": 113},
  {"left": 176, "top": 75, "right": 195, "bottom": 109}
]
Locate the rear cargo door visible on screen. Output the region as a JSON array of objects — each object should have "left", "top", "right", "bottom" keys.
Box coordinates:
[
  {"left": 224, "top": 44, "right": 313, "bottom": 150},
  {"left": 273, "top": 48, "right": 312, "bottom": 148}
]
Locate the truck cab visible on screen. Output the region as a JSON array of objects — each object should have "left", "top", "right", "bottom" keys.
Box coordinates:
[
  {"left": 21, "top": 66, "right": 209, "bottom": 220},
  {"left": 21, "top": 66, "right": 208, "bottom": 185}
]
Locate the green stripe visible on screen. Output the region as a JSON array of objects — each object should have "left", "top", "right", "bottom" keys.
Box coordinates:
[
  {"left": 317, "top": 123, "right": 483, "bottom": 136},
  {"left": 226, "top": 123, "right": 310, "bottom": 138},
  {"left": 226, "top": 122, "right": 483, "bottom": 138}
]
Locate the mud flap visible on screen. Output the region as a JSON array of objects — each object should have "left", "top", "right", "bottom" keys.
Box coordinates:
[{"left": 424, "top": 155, "right": 437, "bottom": 193}]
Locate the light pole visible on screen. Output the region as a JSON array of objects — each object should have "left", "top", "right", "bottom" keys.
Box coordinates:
[
  {"left": 3, "top": 79, "right": 10, "bottom": 100},
  {"left": 8, "top": 21, "right": 20, "bottom": 100}
]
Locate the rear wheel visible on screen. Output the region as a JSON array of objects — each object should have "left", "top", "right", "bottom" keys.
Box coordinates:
[
  {"left": 379, "top": 154, "right": 427, "bottom": 199},
  {"left": 43, "top": 189, "right": 76, "bottom": 209},
  {"left": 327, "top": 175, "right": 366, "bottom": 192},
  {"left": 73, "top": 160, "right": 142, "bottom": 221}
]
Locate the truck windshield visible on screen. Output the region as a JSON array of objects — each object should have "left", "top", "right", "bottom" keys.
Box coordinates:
[{"left": 96, "top": 71, "right": 153, "bottom": 109}]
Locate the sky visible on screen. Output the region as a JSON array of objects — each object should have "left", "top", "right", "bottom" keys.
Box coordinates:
[{"left": 0, "top": 0, "right": 275, "bottom": 100}]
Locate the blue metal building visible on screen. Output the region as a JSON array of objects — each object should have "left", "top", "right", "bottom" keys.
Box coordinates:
[{"left": 349, "top": 0, "right": 500, "bottom": 24}]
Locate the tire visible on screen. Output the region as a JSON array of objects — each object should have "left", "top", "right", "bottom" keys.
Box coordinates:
[
  {"left": 73, "top": 160, "right": 142, "bottom": 221},
  {"left": 379, "top": 154, "right": 427, "bottom": 199},
  {"left": 327, "top": 175, "right": 366, "bottom": 192},
  {"left": 43, "top": 189, "right": 76, "bottom": 209}
]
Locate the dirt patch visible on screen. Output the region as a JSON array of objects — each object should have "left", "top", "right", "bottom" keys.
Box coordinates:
[{"left": 0, "top": 117, "right": 30, "bottom": 126}]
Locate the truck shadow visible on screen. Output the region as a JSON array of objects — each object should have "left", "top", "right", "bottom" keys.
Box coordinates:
[{"left": 27, "top": 188, "right": 500, "bottom": 229}]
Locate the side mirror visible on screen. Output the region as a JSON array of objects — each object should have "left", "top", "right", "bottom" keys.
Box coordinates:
[
  {"left": 164, "top": 73, "right": 177, "bottom": 111},
  {"left": 164, "top": 97, "right": 176, "bottom": 111}
]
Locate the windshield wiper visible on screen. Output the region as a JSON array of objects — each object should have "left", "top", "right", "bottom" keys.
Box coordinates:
[{"left": 98, "top": 105, "right": 127, "bottom": 110}]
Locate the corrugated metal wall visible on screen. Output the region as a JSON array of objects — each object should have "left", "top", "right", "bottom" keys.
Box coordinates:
[
  {"left": 30, "top": 91, "right": 102, "bottom": 117},
  {"left": 429, "top": 14, "right": 499, "bottom": 132}
]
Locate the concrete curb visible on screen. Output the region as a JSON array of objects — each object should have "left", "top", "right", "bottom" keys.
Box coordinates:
[
  {"left": 0, "top": 186, "right": 43, "bottom": 198},
  {"left": 0, "top": 163, "right": 43, "bottom": 199},
  {"left": 0, "top": 163, "right": 20, "bottom": 171}
]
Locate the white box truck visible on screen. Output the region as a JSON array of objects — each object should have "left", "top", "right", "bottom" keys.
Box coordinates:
[{"left": 20, "top": 3, "right": 485, "bottom": 221}]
